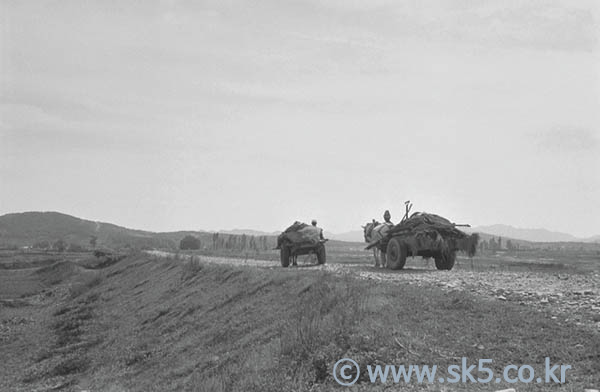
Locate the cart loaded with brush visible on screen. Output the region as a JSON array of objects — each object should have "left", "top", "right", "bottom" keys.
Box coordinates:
[
  {"left": 276, "top": 221, "right": 327, "bottom": 267},
  {"left": 366, "top": 201, "right": 479, "bottom": 270}
]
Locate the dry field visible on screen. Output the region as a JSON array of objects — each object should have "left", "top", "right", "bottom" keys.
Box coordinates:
[{"left": 0, "top": 247, "right": 598, "bottom": 391}]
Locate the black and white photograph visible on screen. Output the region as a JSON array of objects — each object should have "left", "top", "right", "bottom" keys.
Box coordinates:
[{"left": 1, "top": 1, "right": 599, "bottom": 391}]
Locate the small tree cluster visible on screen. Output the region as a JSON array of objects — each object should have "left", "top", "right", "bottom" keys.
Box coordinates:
[
  {"left": 506, "top": 239, "right": 518, "bottom": 251},
  {"left": 68, "top": 243, "right": 85, "bottom": 252},
  {"left": 53, "top": 239, "right": 67, "bottom": 252},
  {"left": 33, "top": 240, "right": 51, "bottom": 249},
  {"left": 479, "top": 236, "right": 522, "bottom": 252},
  {"left": 180, "top": 235, "right": 201, "bottom": 250}
]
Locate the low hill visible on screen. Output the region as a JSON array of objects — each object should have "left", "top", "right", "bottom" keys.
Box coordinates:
[
  {"left": 0, "top": 212, "right": 182, "bottom": 250},
  {"left": 0, "top": 212, "right": 280, "bottom": 252}
]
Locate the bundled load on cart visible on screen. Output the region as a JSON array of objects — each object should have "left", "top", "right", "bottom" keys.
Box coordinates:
[
  {"left": 366, "top": 202, "right": 479, "bottom": 270},
  {"left": 276, "top": 221, "right": 327, "bottom": 267}
]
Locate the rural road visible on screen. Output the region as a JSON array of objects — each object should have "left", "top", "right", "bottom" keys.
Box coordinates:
[{"left": 146, "top": 251, "right": 600, "bottom": 332}]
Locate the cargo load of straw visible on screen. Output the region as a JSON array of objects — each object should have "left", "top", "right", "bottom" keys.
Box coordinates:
[
  {"left": 385, "top": 212, "right": 479, "bottom": 257},
  {"left": 276, "top": 221, "right": 321, "bottom": 248}
]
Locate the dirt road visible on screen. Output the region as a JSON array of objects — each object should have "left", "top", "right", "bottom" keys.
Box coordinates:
[{"left": 146, "top": 251, "right": 600, "bottom": 331}]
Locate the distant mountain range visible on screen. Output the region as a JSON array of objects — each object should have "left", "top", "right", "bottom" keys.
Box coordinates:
[
  {"left": 326, "top": 231, "right": 365, "bottom": 243},
  {"left": 0, "top": 212, "right": 597, "bottom": 249},
  {"left": 466, "top": 224, "right": 600, "bottom": 244}
]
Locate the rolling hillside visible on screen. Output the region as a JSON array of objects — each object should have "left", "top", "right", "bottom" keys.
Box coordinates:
[{"left": 0, "top": 212, "right": 188, "bottom": 250}]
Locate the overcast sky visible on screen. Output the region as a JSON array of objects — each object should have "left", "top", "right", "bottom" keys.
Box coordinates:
[{"left": 1, "top": 0, "right": 599, "bottom": 237}]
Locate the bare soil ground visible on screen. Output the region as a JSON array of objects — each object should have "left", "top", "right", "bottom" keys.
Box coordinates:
[{"left": 1, "top": 249, "right": 599, "bottom": 391}]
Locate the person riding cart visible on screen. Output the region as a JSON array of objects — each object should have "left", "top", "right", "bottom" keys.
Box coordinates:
[
  {"left": 276, "top": 220, "right": 328, "bottom": 267},
  {"left": 311, "top": 219, "right": 325, "bottom": 241},
  {"left": 383, "top": 210, "right": 393, "bottom": 225}
]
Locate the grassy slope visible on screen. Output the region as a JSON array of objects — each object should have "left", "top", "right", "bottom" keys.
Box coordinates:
[{"left": 3, "top": 254, "right": 599, "bottom": 391}]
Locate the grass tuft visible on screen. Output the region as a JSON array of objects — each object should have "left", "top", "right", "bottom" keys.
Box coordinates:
[
  {"left": 69, "top": 274, "right": 103, "bottom": 298},
  {"left": 49, "top": 357, "right": 89, "bottom": 377},
  {"left": 181, "top": 256, "right": 203, "bottom": 281}
]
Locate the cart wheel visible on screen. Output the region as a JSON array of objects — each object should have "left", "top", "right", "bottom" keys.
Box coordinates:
[
  {"left": 386, "top": 238, "right": 407, "bottom": 270},
  {"left": 280, "top": 247, "right": 290, "bottom": 267},
  {"left": 434, "top": 250, "right": 456, "bottom": 270},
  {"left": 316, "top": 245, "right": 326, "bottom": 265}
]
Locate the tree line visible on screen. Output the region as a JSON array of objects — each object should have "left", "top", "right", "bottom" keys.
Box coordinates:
[
  {"left": 479, "top": 236, "right": 519, "bottom": 252},
  {"left": 180, "top": 233, "right": 274, "bottom": 252},
  {"left": 31, "top": 238, "right": 90, "bottom": 252}
]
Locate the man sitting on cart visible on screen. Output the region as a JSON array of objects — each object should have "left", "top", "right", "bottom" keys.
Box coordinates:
[
  {"left": 383, "top": 210, "right": 393, "bottom": 226},
  {"left": 311, "top": 219, "right": 325, "bottom": 241}
]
